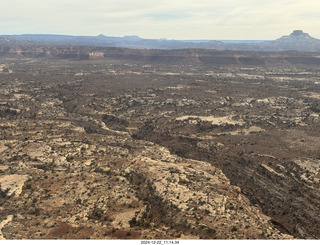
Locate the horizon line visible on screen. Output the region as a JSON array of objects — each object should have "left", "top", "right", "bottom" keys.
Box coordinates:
[{"left": 1, "top": 33, "right": 276, "bottom": 42}]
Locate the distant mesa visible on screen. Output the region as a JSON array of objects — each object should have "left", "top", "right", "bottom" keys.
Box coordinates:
[
  {"left": 287, "top": 30, "right": 313, "bottom": 39},
  {"left": 1, "top": 30, "right": 320, "bottom": 52},
  {"left": 281, "top": 30, "right": 312, "bottom": 40},
  {"left": 97, "top": 34, "right": 107, "bottom": 38},
  {"left": 290, "top": 30, "right": 307, "bottom": 36},
  {"left": 123, "top": 35, "right": 142, "bottom": 40}
]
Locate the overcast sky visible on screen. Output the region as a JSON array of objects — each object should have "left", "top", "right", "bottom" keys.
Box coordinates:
[{"left": 1, "top": 0, "right": 320, "bottom": 40}]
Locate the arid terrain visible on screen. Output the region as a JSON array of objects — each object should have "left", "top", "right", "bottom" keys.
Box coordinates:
[{"left": 0, "top": 48, "right": 320, "bottom": 239}]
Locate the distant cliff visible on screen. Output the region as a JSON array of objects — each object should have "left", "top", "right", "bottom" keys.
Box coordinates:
[
  {"left": 2, "top": 30, "right": 320, "bottom": 52},
  {"left": 1, "top": 42, "right": 320, "bottom": 67}
]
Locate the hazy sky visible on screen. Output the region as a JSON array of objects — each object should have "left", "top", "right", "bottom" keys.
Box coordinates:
[{"left": 1, "top": 0, "right": 320, "bottom": 40}]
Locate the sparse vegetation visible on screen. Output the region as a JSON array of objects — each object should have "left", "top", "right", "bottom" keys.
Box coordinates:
[{"left": 0, "top": 48, "right": 319, "bottom": 240}]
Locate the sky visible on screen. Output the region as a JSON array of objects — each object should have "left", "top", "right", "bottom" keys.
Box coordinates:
[{"left": 1, "top": 0, "right": 320, "bottom": 40}]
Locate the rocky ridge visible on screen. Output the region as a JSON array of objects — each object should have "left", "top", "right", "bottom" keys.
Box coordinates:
[{"left": 0, "top": 119, "right": 291, "bottom": 239}]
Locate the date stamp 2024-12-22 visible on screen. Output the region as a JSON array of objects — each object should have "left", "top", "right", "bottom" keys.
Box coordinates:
[{"left": 141, "top": 240, "right": 180, "bottom": 245}]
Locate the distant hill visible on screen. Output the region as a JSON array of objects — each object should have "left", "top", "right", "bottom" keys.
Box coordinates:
[
  {"left": 2, "top": 30, "right": 320, "bottom": 66},
  {"left": 4, "top": 33, "right": 224, "bottom": 50},
  {"left": 2, "top": 30, "right": 320, "bottom": 52},
  {"left": 253, "top": 30, "right": 320, "bottom": 52}
]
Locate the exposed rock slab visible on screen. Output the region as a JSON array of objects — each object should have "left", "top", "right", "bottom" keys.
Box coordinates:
[{"left": 0, "top": 175, "right": 29, "bottom": 197}]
